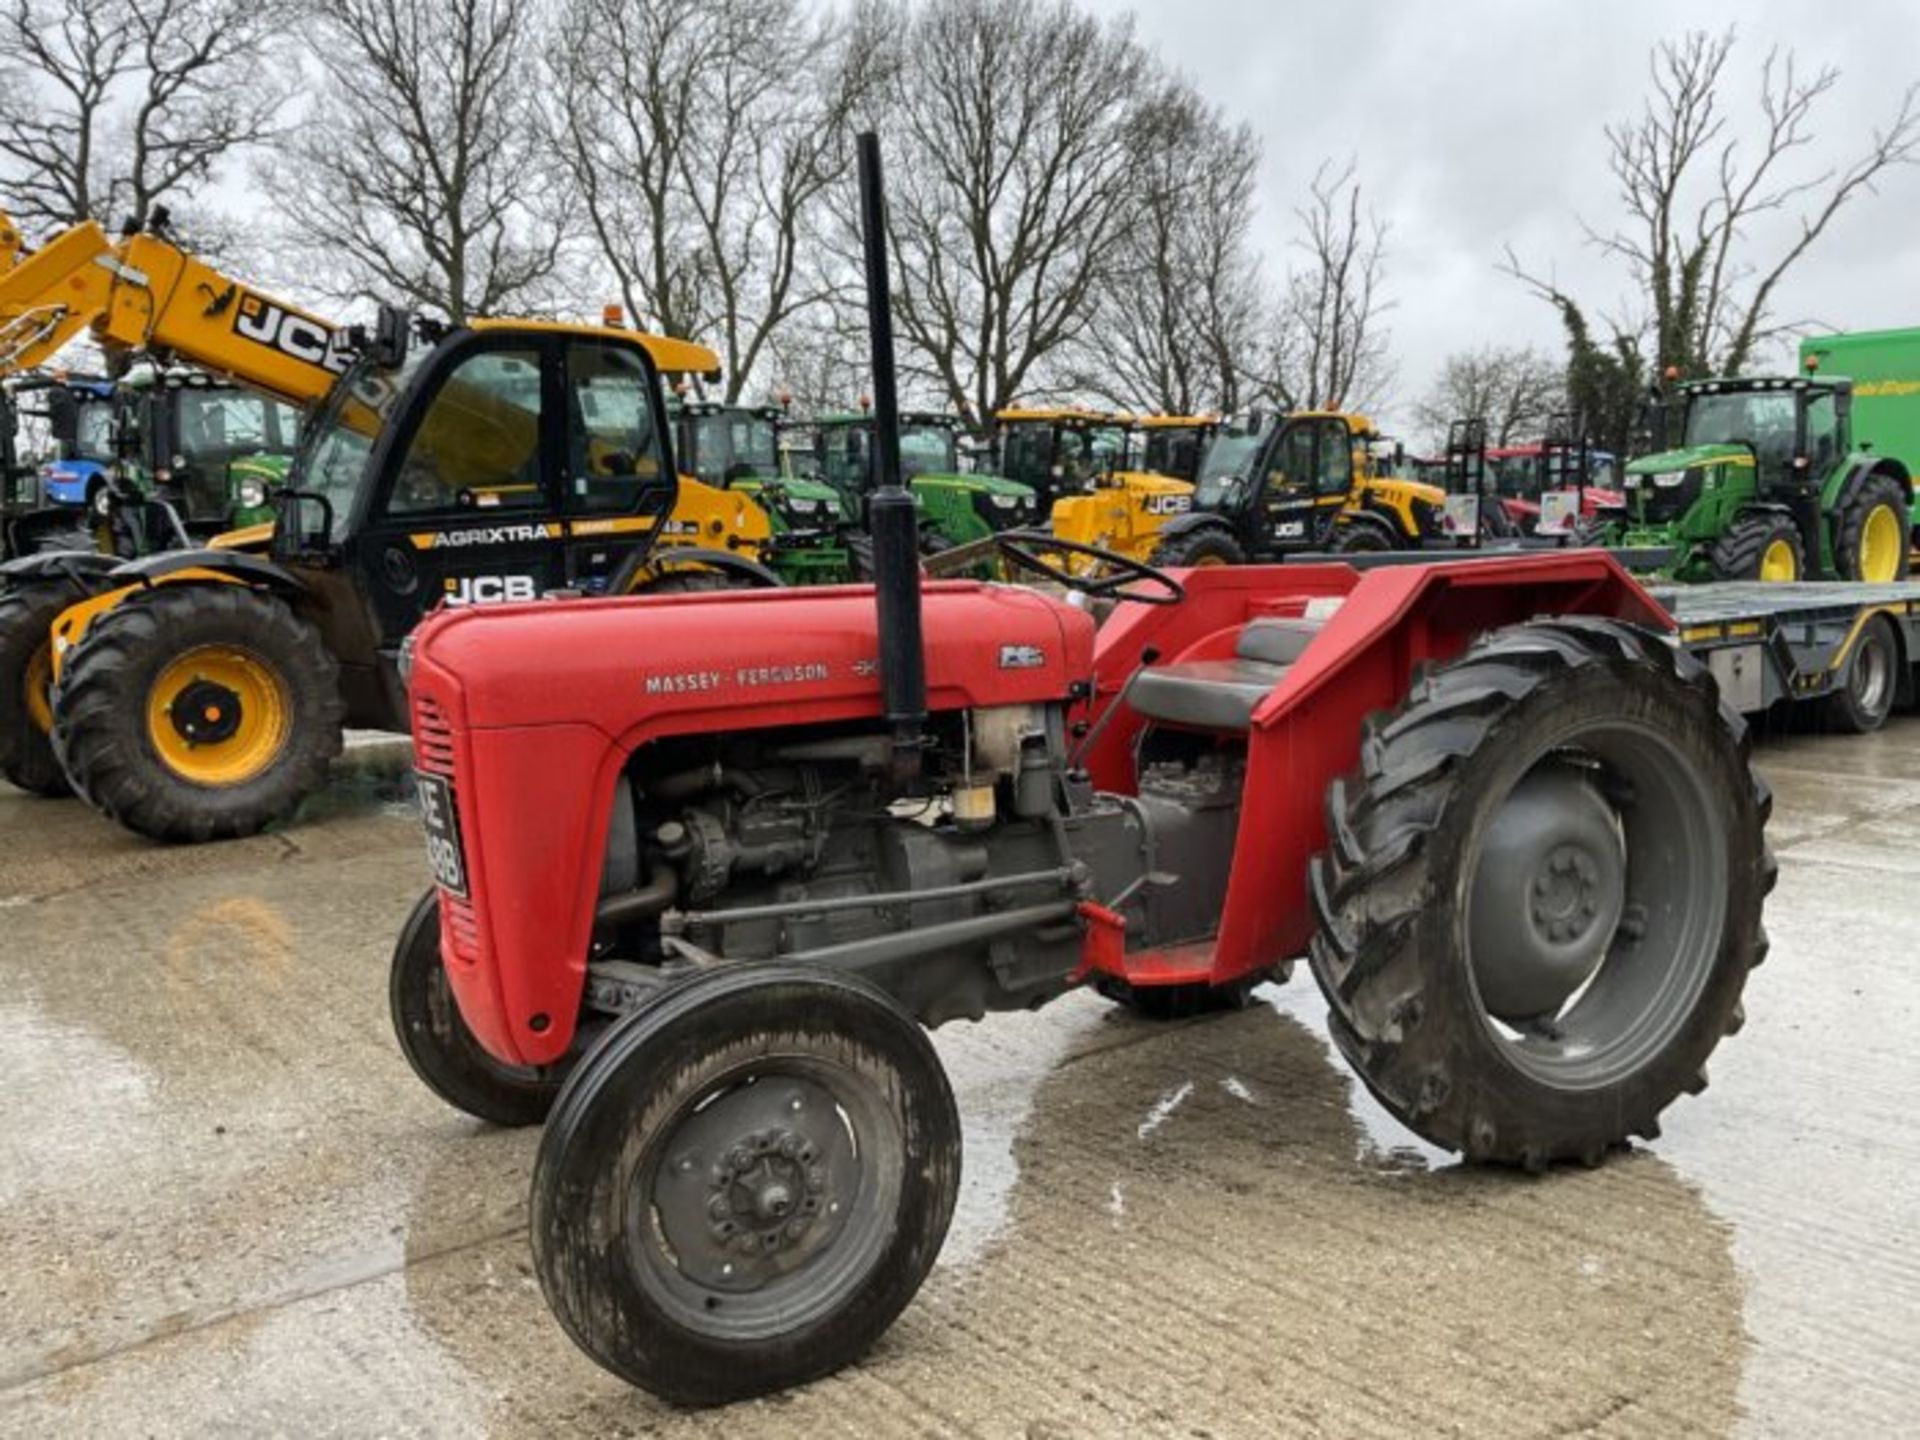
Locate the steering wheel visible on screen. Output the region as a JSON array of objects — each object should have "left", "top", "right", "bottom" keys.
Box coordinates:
[{"left": 994, "top": 529, "right": 1185, "bottom": 606}]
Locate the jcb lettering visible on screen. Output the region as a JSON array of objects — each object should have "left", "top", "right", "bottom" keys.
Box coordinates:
[
  {"left": 1143, "top": 493, "right": 1191, "bottom": 515},
  {"left": 445, "top": 574, "right": 538, "bottom": 605},
  {"left": 234, "top": 292, "right": 350, "bottom": 375},
  {"left": 1273, "top": 520, "right": 1306, "bottom": 539}
]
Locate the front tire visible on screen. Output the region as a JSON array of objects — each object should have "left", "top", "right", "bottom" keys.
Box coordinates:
[
  {"left": 1148, "top": 526, "right": 1246, "bottom": 568},
  {"left": 1709, "top": 512, "right": 1803, "bottom": 582},
  {"left": 532, "top": 964, "right": 960, "bottom": 1406},
  {"left": 1330, "top": 519, "right": 1393, "bottom": 553},
  {"left": 389, "top": 890, "right": 566, "bottom": 1126},
  {"left": 1832, "top": 473, "right": 1910, "bottom": 583},
  {"left": 51, "top": 584, "right": 344, "bottom": 841},
  {"left": 0, "top": 584, "right": 73, "bottom": 795},
  {"left": 1309, "top": 619, "right": 1773, "bottom": 1169}
]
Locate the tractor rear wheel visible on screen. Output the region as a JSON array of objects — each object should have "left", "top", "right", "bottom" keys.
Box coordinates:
[
  {"left": 1309, "top": 619, "right": 1772, "bottom": 1169},
  {"left": 1832, "top": 473, "right": 1910, "bottom": 583},
  {"left": 0, "top": 584, "right": 73, "bottom": 796},
  {"left": 1709, "top": 512, "right": 1803, "bottom": 582},
  {"left": 390, "top": 889, "right": 566, "bottom": 1126},
  {"left": 1148, "top": 527, "right": 1245, "bottom": 568},
  {"left": 51, "top": 584, "right": 344, "bottom": 841},
  {"left": 1823, "top": 612, "right": 1900, "bottom": 735},
  {"left": 531, "top": 963, "right": 960, "bottom": 1406}
]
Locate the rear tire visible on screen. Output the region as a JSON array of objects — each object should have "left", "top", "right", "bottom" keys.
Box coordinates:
[
  {"left": 532, "top": 964, "right": 960, "bottom": 1406},
  {"left": 1832, "top": 473, "right": 1910, "bottom": 583},
  {"left": 1709, "top": 512, "right": 1802, "bottom": 582},
  {"left": 1309, "top": 619, "right": 1773, "bottom": 1169},
  {"left": 1823, "top": 612, "right": 1900, "bottom": 735},
  {"left": 51, "top": 584, "right": 344, "bottom": 841},
  {"left": 0, "top": 584, "right": 73, "bottom": 796},
  {"left": 1148, "top": 526, "right": 1246, "bottom": 568},
  {"left": 389, "top": 889, "right": 565, "bottom": 1126}
]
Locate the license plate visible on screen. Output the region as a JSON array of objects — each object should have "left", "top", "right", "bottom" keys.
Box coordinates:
[{"left": 416, "top": 771, "right": 468, "bottom": 897}]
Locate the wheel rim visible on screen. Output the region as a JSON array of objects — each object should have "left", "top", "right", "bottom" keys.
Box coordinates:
[
  {"left": 1464, "top": 720, "right": 1728, "bottom": 1090},
  {"left": 628, "top": 1055, "right": 904, "bottom": 1342},
  {"left": 1859, "top": 504, "right": 1902, "bottom": 582},
  {"left": 1759, "top": 536, "right": 1798, "bottom": 582},
  {"left": 23, "top": 638, "right": 52, "bottom": 735},
  {"left": 144, "top": 644, "right": 293, "bottom": 786},
  {"left": 1193, "top": 554, "right": 1228, "bottom": 567},
  {"left": 1850, "top": 625, "right": 1893, "bottom": 717}
]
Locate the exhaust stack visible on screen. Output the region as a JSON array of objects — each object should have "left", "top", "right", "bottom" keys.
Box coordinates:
[{"left": 855, "top": 131, "right": 927, "bottom": 781}]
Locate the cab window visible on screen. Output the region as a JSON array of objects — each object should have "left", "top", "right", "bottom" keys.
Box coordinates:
[
  {"left": 567, "top": 343, "right": 666, "bottom": 514},
  {"left": 1315, "top": 420, "right": 1353, "bottom": 495},
  {"left": 1266, "top": 423, "right": 1317, "bottom": 495},
  {"left": 386, "top": 348, "right": 545, "bottom": 516},
  {"left": 1804, "top": 393, "right": 1839, "bottom": 474}
]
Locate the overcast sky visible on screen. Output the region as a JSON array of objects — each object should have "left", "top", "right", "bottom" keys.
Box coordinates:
[{"left": 1081, "top": 0, "right": 1920, "bottom": 437}]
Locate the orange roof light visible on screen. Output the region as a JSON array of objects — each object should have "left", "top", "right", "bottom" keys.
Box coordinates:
[
  {"left": 857, "top": 394, "right": 872, "bottom": 412},
  {"left": 602, "top": 303, "right": 625, "bottom": 329},
  {"left": 1804, "top": 353, "right": 1820, "bottom": 373},
  {"left": 1663, "top": 365, "right": 1680, "bottom": 382}
]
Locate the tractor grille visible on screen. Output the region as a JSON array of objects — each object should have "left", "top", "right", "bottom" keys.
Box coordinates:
[
  {"left": 1637, "top": 471, "right": 1704, "bottom": 524},
  {"left": 412, "top": 692, "right": 481, "bottom": 962}
]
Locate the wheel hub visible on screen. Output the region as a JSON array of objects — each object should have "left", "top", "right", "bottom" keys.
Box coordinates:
[
  {"left": 1469, "top": 766, "right": 1627, "bottom": 1022},
  {"left": 167, "top": 678, "right": 244, "bottom": 746},
  {"left": 706, "top": 1126, "right": 826, "bottom": 1257}
]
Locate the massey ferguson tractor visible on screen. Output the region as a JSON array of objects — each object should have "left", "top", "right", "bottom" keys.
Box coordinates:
[{"left": 390, "top": 136, "right": 1773, "bottom": 1407}]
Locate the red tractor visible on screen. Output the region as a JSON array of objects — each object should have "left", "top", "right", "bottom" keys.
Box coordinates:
[{"left": 388, "top": 138, "right": 1773, "bottom": 1406}]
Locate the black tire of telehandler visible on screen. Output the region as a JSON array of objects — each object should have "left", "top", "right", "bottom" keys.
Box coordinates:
[
  {"left": 51, "top": 585, "right": 344, "bottom": 841},
  {"left": 1822, "top": 612, "right": 1901, "bottom": 735},
  {"left": 1329, "top": 519, "right": 1394, "bottom": 553},
  {"left": 632, "top": 571, "right": 735, "bottom": 594},
  {"left": 846, "top": 532, "right": 876, "bottom": 581},
  {"left": 1308, "top": 619, "right": 1774, "bottom": 1170},
  {"left": 1831, "top": 473, "right": 1911, "bottom": 583},
  {"left": 532, "top": 963, "right": 960, "bottom": 1407},
  {"left": 389, "top": 889, "right": 566, "bottom": 1126},
  {"left": 0, "top": 584, "right": 74, "bottom": 796},
  {"left": 1148, "top": 526, "right": 1246, "bottom": 568},
  {"left": 1708, "top": 512, "right": 1803, "bottom": 582}
]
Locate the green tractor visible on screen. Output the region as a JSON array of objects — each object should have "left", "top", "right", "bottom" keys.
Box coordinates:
[
  {"left": 117, "top": 363, "right": 301, "bottom": 536},
  {"left": 1615, "top": 370, "right": 1911, "bottom": 583},
  {"left": 813, "top": 409, "right": 1040, "bottom": 550},
  {"left": 672, "top": 399, "right": 854, "bottom": 583}
]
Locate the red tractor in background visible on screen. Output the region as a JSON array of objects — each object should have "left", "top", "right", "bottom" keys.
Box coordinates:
[
  {"left": 1441, "top": 414, "right": 1626, "bottom": 543},
  {"left": 388, "top": 137, "right": 1773, "bottom": 1406}
]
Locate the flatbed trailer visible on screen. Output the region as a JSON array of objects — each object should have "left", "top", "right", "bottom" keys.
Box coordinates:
[{"left": 1650, "top": 581, "right": 1920, "bottom": 726}]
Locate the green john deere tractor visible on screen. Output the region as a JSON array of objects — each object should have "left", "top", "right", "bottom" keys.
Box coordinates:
[
  {"left": 672, "top": 399, "right": 855, "bottom": 582},
  {"left": 1615, "top": 370, "right": 1911, "bottom": 583},
  {"left": 814, "top": 409, "right": 1039, "bottom": 550}
]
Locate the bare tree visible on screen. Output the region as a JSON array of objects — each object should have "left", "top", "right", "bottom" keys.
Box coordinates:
[
  {"left": 1072, "top": 82, "right": 1265, "bottom": 416},
  {"left": 0, "top": 0, "right": 286, "bottom": 233},
  {"left": 1508, "top": 29, "right": 1920, "bottom": 378},
  {"left": 265, "top": 0, "right": 562, "bottom": 323},
  {"left": 1414, "top": 345, "right": 1566, "bottom": 450},
  {"left": 868, "top": 0, "right": 1151, "bottom": 424},
  {"left": 547, "top": 0, "right": 880, "bottom": 400},
  {"left": 1261, "top": 158, "right": 1392, "bottom": 413}
]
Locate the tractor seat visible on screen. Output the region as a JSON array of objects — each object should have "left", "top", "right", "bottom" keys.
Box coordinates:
[{"left": 1129, "top": 617, "right": 1322, "bottom": 732}]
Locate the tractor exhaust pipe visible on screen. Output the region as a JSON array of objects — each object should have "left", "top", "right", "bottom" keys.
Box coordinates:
[{"left": 855, "top": 131, "right": 927, "bottom": 782}]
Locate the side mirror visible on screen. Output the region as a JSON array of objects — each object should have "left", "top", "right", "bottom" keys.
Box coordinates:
[
  {"left": 371, "top": 305, "right": 411, "bottom": 369},
  {"left": 274, "top": 488, "right": 336, "bottom": 555}
]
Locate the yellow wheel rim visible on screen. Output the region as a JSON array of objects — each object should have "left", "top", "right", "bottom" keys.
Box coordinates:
[
  {"left": 1193, "top": 555, "right": 1229, "bottom": 568},
  {"left": 1759, "top": 537, "right": 1799, "bottom": 583},
  {"left": 1859, "top": 504, "right": 1902, "bottom": 582},
  {"left": 23, "top": 639, "right": 52, "bottom": 736},
  {"left": 144, "top": 645, "right": 292, "bottom": 787}
]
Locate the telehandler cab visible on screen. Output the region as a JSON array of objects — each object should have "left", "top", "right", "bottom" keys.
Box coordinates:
[
  {"left": 0, "top": 208, "right": 774, "bottom": 828},
  {"left": 1149, "top": 409, "right": 1445, "bottom": 566},
  {"left": 390, "top": 134, "right": 1774, "bottom": 1407}
]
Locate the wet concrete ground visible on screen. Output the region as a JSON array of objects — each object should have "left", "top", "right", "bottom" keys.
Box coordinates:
[{"left": 1, "top": 719, "right": 1917, "bottom": 1437}]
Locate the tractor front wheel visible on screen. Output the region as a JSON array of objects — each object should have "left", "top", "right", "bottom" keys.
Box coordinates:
[
  {"left": 0, "top": 584, "right": 73, "bottom": 796},
  {"left": 1329, "top": 519, "right": 1394, "bottom": 553},
  {"left": 1832, "top": 474, "right": 1910, "bottom": 583},
  {"left": 1309, "top": 619, "right": 1772, "bottom": 1169},
  {"left": 1709, "top": 512, "right": 1803, "bottom": 582},
  {"left": 390, "top": 889, "right": 566, "bottom": 1126},
  {"left": 531, "top": 964, "right": 960, "bottom": 1406},
  {"left": 51, "top": 584, "right": 344, "bottom": 841},
  {"left": 1148, "top": 527, "right": 1245, "bottom": 568}
]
